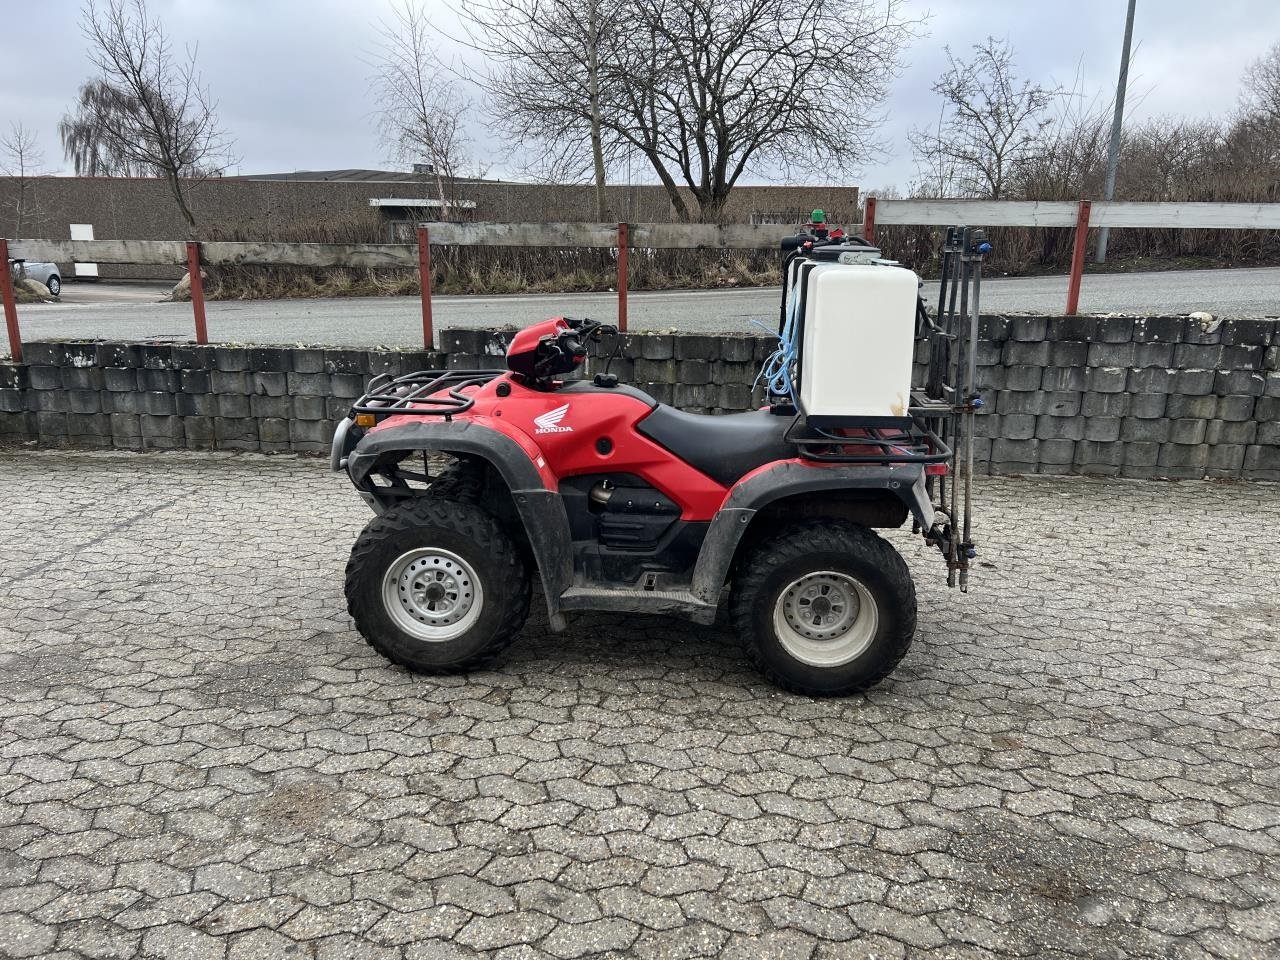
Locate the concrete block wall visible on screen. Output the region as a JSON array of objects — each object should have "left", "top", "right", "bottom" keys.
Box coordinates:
[
  {"left": 961, "top": 315, "right": 1280, "bottom": 480},
  {"left": 0, "top": 341, "right": 442, "bottom": 455},
  {"left": 2, "top": 315, "right": 1278, "bottom": 480}
]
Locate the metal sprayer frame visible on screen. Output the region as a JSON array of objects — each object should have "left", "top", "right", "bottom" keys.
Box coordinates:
[{"left": 920, "top": 225, "right": 985, "bottom": 591}]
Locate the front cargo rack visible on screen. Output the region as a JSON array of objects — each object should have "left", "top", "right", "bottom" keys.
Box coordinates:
[{"left": 350, "top": 369, "right": 505, "bottom": 420}]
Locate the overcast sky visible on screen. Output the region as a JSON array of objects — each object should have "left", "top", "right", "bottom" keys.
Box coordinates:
[{"left": 2, "top": 0, "right": 1277, "bottom": 192}]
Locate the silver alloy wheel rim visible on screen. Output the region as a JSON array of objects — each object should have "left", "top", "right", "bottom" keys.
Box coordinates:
[
  {"left": 382, "top": 548, "right": 484, "bottom": 642},
  {"left": 772, "top": 570, "right": 878, "bottom": 667},
  {"left": 48, "top": 277, "right": 59, "bottom": 295}
]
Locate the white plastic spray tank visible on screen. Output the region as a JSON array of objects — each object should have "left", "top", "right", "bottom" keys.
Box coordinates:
[{"left": 797, "top": 263, "right": 920, "bottom": 423}]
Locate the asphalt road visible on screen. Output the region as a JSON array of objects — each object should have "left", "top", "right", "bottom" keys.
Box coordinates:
[{"left": 13, "top": 266, "right": 1280, "bottom": 348}]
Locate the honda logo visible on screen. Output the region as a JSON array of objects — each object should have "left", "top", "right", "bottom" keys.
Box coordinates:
[{"left": 533, "top": 403, "right": 573, "bottom": 434}]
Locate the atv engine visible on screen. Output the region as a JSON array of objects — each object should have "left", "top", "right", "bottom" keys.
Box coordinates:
[{"left": 559, "top": 473, "right": 703, "bottom": 586}]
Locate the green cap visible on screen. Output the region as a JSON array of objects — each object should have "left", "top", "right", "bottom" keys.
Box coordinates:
[{"left": 811, "top": 209, "right": 826, "bottom": 223}]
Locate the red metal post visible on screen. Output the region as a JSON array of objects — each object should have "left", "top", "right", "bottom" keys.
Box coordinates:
[
  {"left": 0, "top": 240, "right": 23, "bottom": 365},
  {"left": 863, "top": 196, "right": 877, "bottom": 244},
  {"left": 417, "top": 227, "right": 434, "bottom": 349},
  {"left": 186, "top": 241, "right": 208, "bottom": 344},
  {"left": 1066, "top": 200, "right": 1092, "bottom": 315},
  {"left": 616, "top": 222, "right": 629, "bottom": 333}
]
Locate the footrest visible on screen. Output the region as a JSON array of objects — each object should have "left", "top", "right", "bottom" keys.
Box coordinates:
[{"left": 559, "top": 586, "right": 717, "bottom": 623}]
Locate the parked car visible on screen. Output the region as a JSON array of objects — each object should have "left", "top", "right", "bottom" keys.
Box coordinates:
[{"left": 9, "top": 259, "right": 61, "bottom": 296}]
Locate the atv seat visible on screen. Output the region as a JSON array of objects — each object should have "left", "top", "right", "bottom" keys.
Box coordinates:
[{"left": 637, "top": 405, "right": 795, "bottom": 487}]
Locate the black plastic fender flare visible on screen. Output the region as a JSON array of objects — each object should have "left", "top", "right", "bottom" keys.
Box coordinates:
[
  {"left": 689, "top": 461, "right": 932, "bottom": 604},
  {"left": 344, "top": 419, "right": 573, "bottom": 628}
]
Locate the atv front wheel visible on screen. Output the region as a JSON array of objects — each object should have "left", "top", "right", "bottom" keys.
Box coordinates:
[
  {"left": 731, "top": 521, "right": 915, "bottom": 696},
  {"left": 426, "top": 458, "right": 485, "bottom": 504},
  {"left": 345, "top": 498, "right": 531, "bottom": 673}
]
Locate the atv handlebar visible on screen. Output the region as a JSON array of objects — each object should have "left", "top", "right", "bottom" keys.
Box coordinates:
[{"left": 532, "top": 319, "right": 616, "bottom": 379}]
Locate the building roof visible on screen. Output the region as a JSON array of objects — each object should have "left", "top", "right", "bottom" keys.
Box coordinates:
[{"left": 236, "top": 169, "right": 495, "bottom": 184}]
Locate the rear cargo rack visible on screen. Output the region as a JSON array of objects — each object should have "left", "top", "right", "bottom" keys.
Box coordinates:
[
  {"left": 350, "top": 369, "right": 505, "bottom": 420},
  {"left": 785, "top": 401, "right": 953, "bottom": 465},
  {"left": 775, "top": 225, "right": 987, "bottom": 590}
]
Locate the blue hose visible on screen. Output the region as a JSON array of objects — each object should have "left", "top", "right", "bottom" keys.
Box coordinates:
[{"left": 754, "top": 273, "right": 803, "bottom": 401}]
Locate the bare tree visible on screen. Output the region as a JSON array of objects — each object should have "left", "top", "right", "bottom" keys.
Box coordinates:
[
  {"left": 610, "top": 0, "right": 918, "bottom": 221},
  {"left": 910, "top": 38, "right": 1059, "bottom": 199},
  {"left": 457, "top": 0, "right": 619, "bottom": 220},
  {"left": 59, "top": 0, "right": 233, "bottom": 232},
  {"left": 370, "top": 0, "right": 472, "bottom": 220},
  {"left": 1242, "top": 42, "right": 1280, "bottom": 122},
  {"left": 1, "top": 123, "right": 47, "bottom": 236},
  {"left": 467, "top": 0, "right": 917, "bottom": 222}
]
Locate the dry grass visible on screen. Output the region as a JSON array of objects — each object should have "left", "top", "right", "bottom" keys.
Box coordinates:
[
  {"left": 13, "top": 282, "right": 53, "bottom": 304},
  {"left": 872, "top": 223, "right": 1280, "bottom": 280},
  {"left": 204, "top": 267, "right": 420, "bottom": 301},
  {"left": 199, "top": 210, "right": 783, "bottom": 301},
  {"left": 204, "top": 251, "right": 782, "bottom": 301}
]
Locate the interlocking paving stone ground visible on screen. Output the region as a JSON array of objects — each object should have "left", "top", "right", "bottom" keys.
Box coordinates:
[{"left": 0, "top": 449, "right": 1277, "bottom": 960}]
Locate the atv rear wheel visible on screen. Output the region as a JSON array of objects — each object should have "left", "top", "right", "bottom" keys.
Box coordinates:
[
  {"left": 345, "top": 498, "right": 531, "bottom": 673},
  {"left": 731, "top": 520, "right": 915, "bottom": 696}
]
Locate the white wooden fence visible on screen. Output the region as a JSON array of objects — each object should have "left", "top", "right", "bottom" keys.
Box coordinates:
[
  {"left": 869, "top": 199, "right": 1280, "bottom": 230},
  {"left": 862, "top": 198, "right": 1280, "bottom": 313},
  {"left": 5, "top": 201, "right": 1279, "bottom": 362},
  {"left": 0, "top": 223, "right": 794, "bottom": 361}
]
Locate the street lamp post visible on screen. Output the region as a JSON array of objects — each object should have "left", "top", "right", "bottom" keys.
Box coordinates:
[{"left": 1096, "top": 0, "right": 1138, "bottom": 264}]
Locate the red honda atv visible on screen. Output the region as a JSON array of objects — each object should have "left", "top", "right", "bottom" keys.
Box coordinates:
[{"left": 332, "top": 227, "right": 985, "bottom": 695}]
